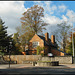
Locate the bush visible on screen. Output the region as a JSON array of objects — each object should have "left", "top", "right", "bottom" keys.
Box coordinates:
[
  {"left": 36, "top": 46, "right": 44, "bottom": 56},
  {"left": 0, "top": 52, "right": 4, "bottom": 56}
]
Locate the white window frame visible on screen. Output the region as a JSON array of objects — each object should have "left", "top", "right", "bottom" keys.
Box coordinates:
[{"left": 32, "top": 42, "right": 39, "bottom": 48}]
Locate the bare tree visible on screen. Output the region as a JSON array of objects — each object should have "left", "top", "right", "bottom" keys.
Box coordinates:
[{"left": 53, "top": 21, "right": 71, "bottom": 52}]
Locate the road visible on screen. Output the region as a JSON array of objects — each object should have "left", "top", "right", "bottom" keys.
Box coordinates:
[{"left": 0, "top": 64, "right": 75, "bottom": 74}]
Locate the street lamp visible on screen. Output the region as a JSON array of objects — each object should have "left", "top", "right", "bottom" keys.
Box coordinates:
[
  {"left": 71, "top": 17, "right": 75, "bottom": 64},
  {"left": 9, "top": 41, "right": 12, "bottom": 68},
  {"left": 72, "top": 17, "right": 75, "bottom": 58},
  {"left": 72, "top": 25, "right": 74, "bottom": 57}
]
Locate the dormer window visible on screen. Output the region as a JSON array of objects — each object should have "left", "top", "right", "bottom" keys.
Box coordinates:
[{"left": 32, "top": 42, "right": 39, "bottom": 48}]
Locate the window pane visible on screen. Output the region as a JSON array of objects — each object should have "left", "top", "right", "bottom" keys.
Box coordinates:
[{"left": 32, "top": 42, "right": 39, "bottom": 48}]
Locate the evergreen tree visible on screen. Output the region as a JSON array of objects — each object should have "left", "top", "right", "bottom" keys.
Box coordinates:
[
  {"left": 12, "top": 32, "right": 22, "bottom": 55},
  {"left": 0, "top": 18, "right": 10, "bottom": 54}
]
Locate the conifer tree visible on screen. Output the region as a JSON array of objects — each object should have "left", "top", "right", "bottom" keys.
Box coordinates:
[{"left": 0, "top": 18, "right": 10, "bottom": 53}]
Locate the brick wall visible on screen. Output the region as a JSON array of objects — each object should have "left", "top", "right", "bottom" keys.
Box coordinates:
[
  {"left": 29, "top": 33, "right": 64, "bottom": 56},
  {"left": 44, "top": 46, "right": 49, "bottom": 55},
  {"left": 51, "top": 35, "right": 55, "bottom": 44},
  {"left": 51, "top": 49, "right": 64, "bottom": 56},
  {"left": 29, "top": 34, "right": 44, "bottom": 50}
]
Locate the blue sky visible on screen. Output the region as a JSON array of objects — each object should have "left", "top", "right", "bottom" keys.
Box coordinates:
[
  {"left": 24, "top": 1, "right": 75, "bottom": 15},
  {"left": 24, "top": 1, "right": 75, "bottom": 29},
  {"left": 54, "top": 1, "right": 75, "bottom": 13},
  {"left": 24, "top": 1, "right": 75, "bottom": 10},
  {"left": 24, "top": 1, "right": 75, "bottom": 35},
  {"left": 0, "top": 1, "right": 75, "bottom": 36}
]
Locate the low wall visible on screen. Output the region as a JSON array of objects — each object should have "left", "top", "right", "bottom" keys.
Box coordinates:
[
  {"left": 41, "top": 56, "right": 72, "bottom": 64},
  {"left": 3, "top": 55, "right": 72, "bottom": 64}
]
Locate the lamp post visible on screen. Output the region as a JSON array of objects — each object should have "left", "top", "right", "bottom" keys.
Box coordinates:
[
  {"left": 72, "top": 17, "right": 75, "bottom": 63},
  {"left": 72, "top": 25, "right": 74, "bottom": 57},
  {"left": 9, "top": 41, "right": 12, "bottom": 68}
]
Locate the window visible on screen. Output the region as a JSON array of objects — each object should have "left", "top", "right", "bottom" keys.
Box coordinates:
[{"left": 32, "top": 42, "right": 39, "bottom": 48}]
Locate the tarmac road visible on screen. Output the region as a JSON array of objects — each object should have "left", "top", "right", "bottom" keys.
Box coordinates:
[{"left": 0, "top": 64, "right": 75, "bottom": 74}]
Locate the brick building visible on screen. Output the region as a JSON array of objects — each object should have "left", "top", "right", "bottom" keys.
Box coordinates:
[{"left": 28, "top": 32, "right": 65, "bottom": 56}]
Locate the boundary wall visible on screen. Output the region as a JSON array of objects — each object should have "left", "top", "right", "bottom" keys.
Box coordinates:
[{"left": 3, "top": 55, "right": 72, "bottom": 64}]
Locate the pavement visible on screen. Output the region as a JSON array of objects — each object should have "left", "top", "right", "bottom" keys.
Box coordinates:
[
  {"left": 0, "top": 64, "right": 75, "bottom": 74},
  {"left": 60, "top": 64, "right": 75, "bottom": 68},
  {"left": 0, "top": 64, "right": 33, "bottom": 69},
  {"left": 0, "top": 63, "right": 75, "bottom": 69}
]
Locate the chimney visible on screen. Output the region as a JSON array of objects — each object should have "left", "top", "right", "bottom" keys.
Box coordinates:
[
  {"left": 51, "top": 35, "right": 55, "bottom": 44},
  {"left": 45, "top": 32, "right": 49, "bottom": 41}
]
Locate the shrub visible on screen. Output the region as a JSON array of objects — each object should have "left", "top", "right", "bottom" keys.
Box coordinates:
[{"left": 36, "top": 46, "right": 44, "bottom": 56}]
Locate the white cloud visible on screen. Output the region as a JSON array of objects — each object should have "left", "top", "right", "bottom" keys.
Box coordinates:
[
  {"left": 44, "top": 1, "right": 52, "bottom": 6},
  {"left": 62, "top": 15, "right": 68, "bottom": 22},
  {"left": 65, "top": 9, "right": 75, "bottom": 27},
  {"left": 33, "top": 1, "right": 64, "bottom": 35},
  {"left": 42, "top": 15, "right": 63, "bottom": 37},
  {"left": 0, "top": 1, "right": 27, "bottom": 35},
  {"left": 33, "top": 1, "right": 75, "bottom": 35},
  {"left": 66, "top": 10, "right": 75, "bottom": 18},
  {"left": 58, "top": 4, "right": 67, "bottom": 12},
  {"left": 42, "top": 16, "right": 62, "bottom": 25},
  {"left": 51, "top": 5, "right": 57, "bottom": 11},
  {"left": 66, "top": 9, "right": 75, "bottom": 22},
  {"left": 34, "top": 1, "right": 55, "bottom": 15},
  {"left": 0, "top": 1, "right": 75, "bottom": 36}
]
